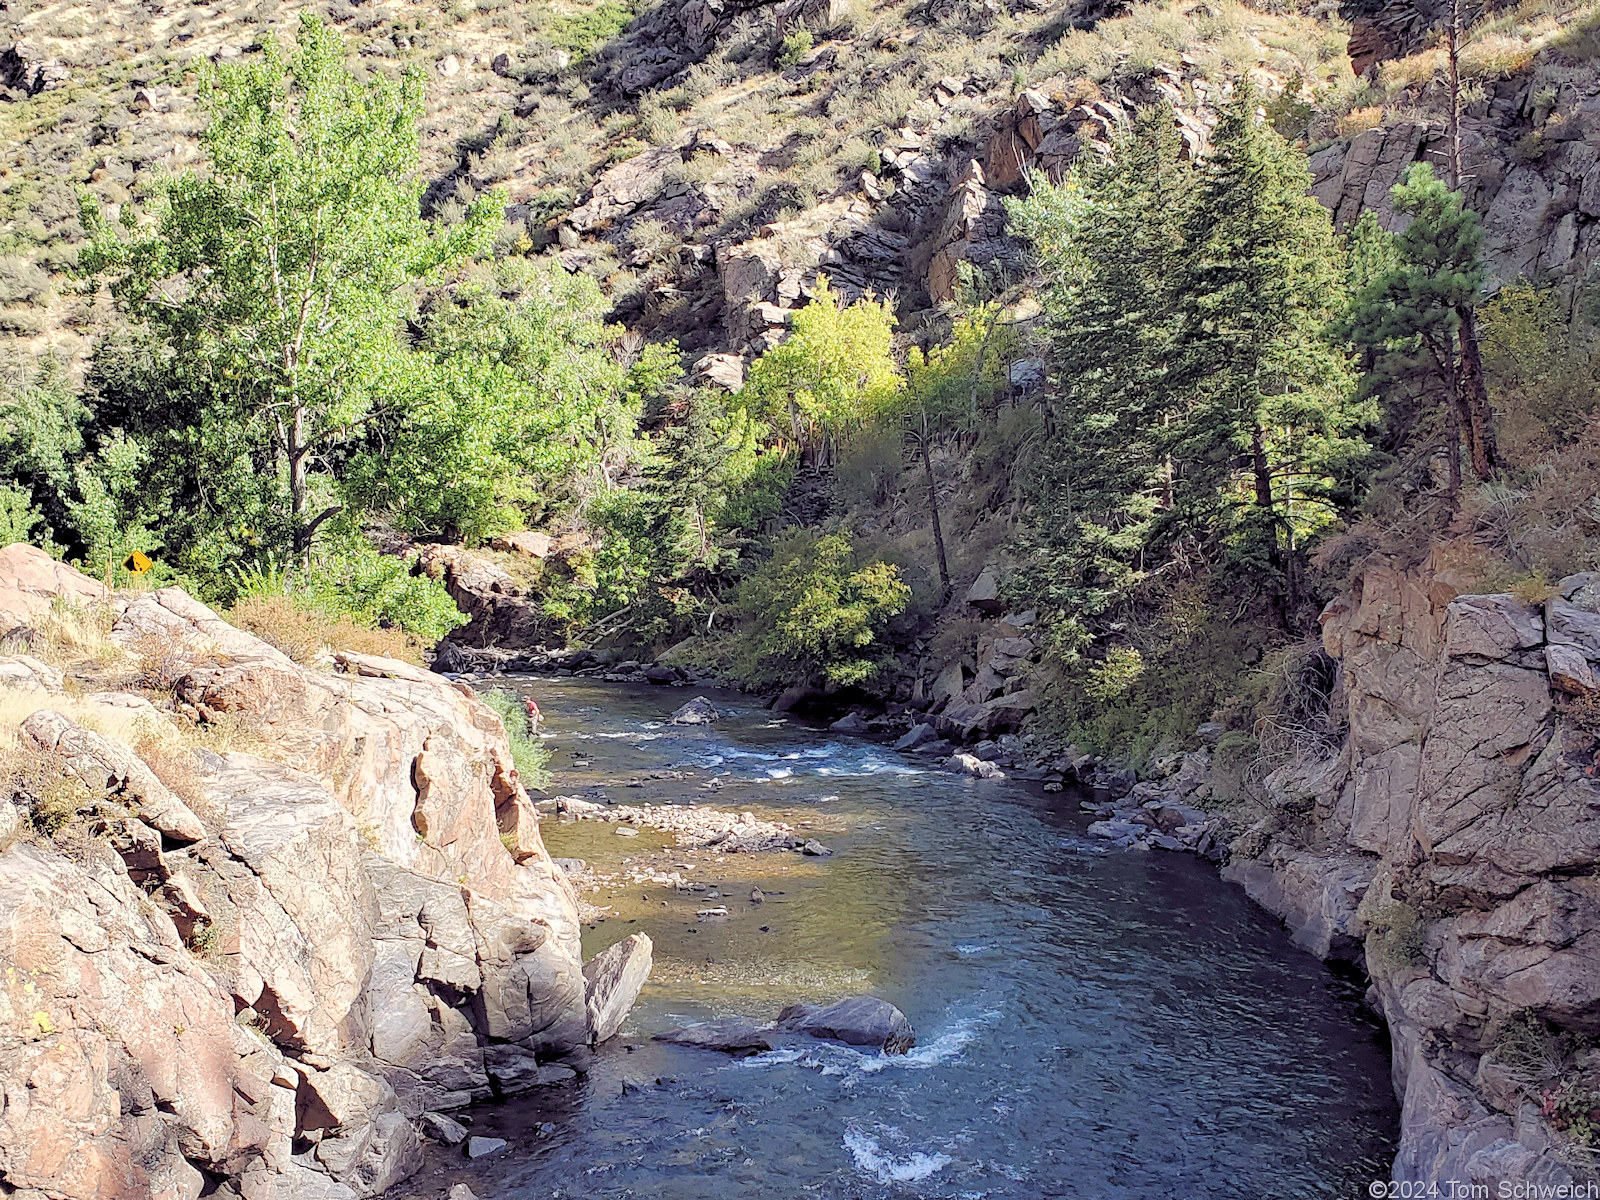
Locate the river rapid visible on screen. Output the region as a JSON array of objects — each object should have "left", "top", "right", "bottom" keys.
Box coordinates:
[{"left": 401, "top": 678, "right": 1398, "bottom": 1198}]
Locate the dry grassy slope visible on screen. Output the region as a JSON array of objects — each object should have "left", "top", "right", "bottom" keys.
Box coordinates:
[
  {"left": 1, "top": 0, "right": 1596, "bottom": 381},
  {"left": 0, "top": 0, "right": 1356, "bottom": 372}
]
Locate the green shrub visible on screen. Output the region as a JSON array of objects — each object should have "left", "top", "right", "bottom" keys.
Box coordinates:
[
  {"left": 229, "top": 541, "right": 467, "bottom": 648},
  {"left": 778, "top": 29, "right": 814, "bottom": 69},
  {"left": 482, "top": 688, "right": 552, "bottom": 790},
  {"left": 547, "top": 2, "right": 632, "bottom": 57},
  {"left": 729, "top": 529, "right": 910, "bottom": 691},
  {"left": 1367, "top": 902, "right": 1429, "bottom": 970}
]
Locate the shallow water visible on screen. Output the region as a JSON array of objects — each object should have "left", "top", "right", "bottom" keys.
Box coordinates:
[{"left": 406, "top": 679, "right": 1398, "bottom": 1198}]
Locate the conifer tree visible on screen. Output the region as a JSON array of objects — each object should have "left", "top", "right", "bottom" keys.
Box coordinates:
[
  {"left": 1345, "top": 162, "right": 1498, "bottom": 490},
  {"left": 1172, "top": 84, "right": 1366, "bottom": 614}
]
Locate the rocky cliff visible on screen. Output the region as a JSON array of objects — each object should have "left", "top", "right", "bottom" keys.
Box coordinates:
[
  {"left": 0, "top": 544, "right": 650, "bottom": 1199},
  {"left": 1220, "top": 555, "right": 1600, "bottom": 1185}
]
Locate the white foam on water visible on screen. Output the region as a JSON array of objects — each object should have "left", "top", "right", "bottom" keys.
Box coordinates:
[
  {"left": 843, "top": 1129, "right": 952, "bottom": 1184},
  {"left": 737, "top": 1008, "right": 999, "bottom": 1078},
  {"left": 765, "top": 767, "right": 794, "bottom": 779},
  {"left": 954, "top": 943, "right": 992, "bottom": 956}
]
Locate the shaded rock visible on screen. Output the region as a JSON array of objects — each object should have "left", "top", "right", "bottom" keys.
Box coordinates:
[
  {"left": 653, "top": 1018, "right": 772, "bottom": 1056},
  {"left": 829, "top": 712, "right": 870, "bottom": 734},
  {"left": 583, "top": 932, "right": 653, "bottom": 1044},
  {"left": 893, "top": 722, "right": 937, "bottom": 751},
  {"left": 1546, "top": 642, "right": 1598, "bottom": 696},
  {"left": 776, "top": 996, "right": 915, "bottom": 1054},
  {"left": 798, "top": 839, "right": 831, "bottom": 856},
  {"left": 964, "top": 569, "right": 1003, "bottom": 614},
  {"left": 419, "top": 1112, "right": 468, "bottom": 1145},
  {"left": 670, "top": 696, "right": 719, "bottom": 725}
]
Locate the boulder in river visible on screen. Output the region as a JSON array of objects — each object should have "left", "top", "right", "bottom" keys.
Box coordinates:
[
  {"left": 893, "top": 722, "right": 938, "bottom": 751},
  {"left": 829, "top": 712, "right": 870, "bottom": 734},
  {"left": 671, "top": 696, "right": 720, "bottom": 724},
  {"left": 942, "top": 753, "right": 1006, "bottom": 780},
  {"left": 584, "top": 932, "right": 653, "bottom": 1043},
  {"left": 465, "top": 1136, "right": 507, "bottom": 1159},
  {"left": 654, "top": 1017, "right": 774, "bottom": 1056},
  {"left": 776, "top": 996, "right": 915, "bottom": 1054}
]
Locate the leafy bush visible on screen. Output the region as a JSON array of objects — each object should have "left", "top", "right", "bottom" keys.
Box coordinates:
[
  {"left": 778, "top": 29, "right": 814, "bottom": 68},
  {"left": 729, "top": 530, "right": 910, "bottom": 691},
  {"left": 482, "top": 688, "right": 551, "bottom": 790},
  {"left": 547, "top": 2, "right": 632, "bottom": 57},
  {"left": 227, "top": 541, "right": 466, "bottom": 658}
]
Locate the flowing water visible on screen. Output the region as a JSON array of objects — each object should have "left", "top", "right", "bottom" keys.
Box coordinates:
[{"left": 403, "top": 679, "right": 1398, "bottom": 1199}]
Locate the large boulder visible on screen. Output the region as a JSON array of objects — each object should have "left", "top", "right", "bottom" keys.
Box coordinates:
[
  {"left": 0, "top": 543, "right": 108, "bottom": 639},
  {"left": 582, "top": 932, "right": 653, "bottom": 1043},
  {"left": 776, "top": 996, "right": 915, "bottom": 1055}
]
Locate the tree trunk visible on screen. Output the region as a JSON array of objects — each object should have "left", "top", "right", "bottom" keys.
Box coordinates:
[
  {"left": 289, "top": 404, "right": 310, "bottom": 562},
  {"left": 1444, "top": 381, "right": 1464, "bottom": 501},
  {"left": 1250, "top": 423, "right": 1274, "bottom": 510},
  {"left": 920, "top": 423, "right": 951, "bottom": 601},
  {"left": 1456, "top": 306, "right": 1498, "bottom": 479}
]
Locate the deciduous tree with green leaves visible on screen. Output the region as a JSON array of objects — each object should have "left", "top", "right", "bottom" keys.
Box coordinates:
[
  {"left": 80, "top": 14, "right": 500, "bottom": 561},
  {"left": 743, "top": 277, "right": 903, "bottom": 458}
]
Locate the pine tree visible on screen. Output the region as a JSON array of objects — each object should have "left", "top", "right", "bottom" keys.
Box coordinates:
[
  {"left": 1171, "top": 84, "right": 1367, "bottom": 616},
  {"left": 1006, "top": 105, "right": 1198, "bottom": 614},
  {"left": 1345, "top": 161, "right": 1498, "bottom": 491}
]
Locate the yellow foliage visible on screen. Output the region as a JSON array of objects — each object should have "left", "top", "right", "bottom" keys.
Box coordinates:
[{"left": 743, "top": 277, "right": 904, "bottom": 451}]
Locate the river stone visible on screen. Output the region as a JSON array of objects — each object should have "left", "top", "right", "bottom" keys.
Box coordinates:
[
  {"left": 584, "top": 932, "right": 653, "bottom": 1043},
  {"left": 893, "top": 722, "right": 938, "bottom": 751},
  {"left": 776, "top": 996, "right": 915, "bottom": 1054},
  {"left": 465, "top": 1136, "right": 507, "bottom": 1159},
  {"left": 829, "top": 712, "right": 870, "bottom": 734},
  {"left": 449, "top": 1186, "right": 483, "bottom": 1200},
  {"left": 654, "top": 1018, "right": 773, "bottom": 1056},
  {"left": 671, "top": 696, "right": 719, "bottom": 724}
]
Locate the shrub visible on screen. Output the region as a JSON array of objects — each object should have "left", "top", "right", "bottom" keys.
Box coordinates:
[
  {"left": 230, "top": 542, "right": 467, "bottom": 648},
  {"left": 778, "top": 29, "right": 814, "bottom": 68},
  {"left": 730, "top": 529, "right": 910, "bottom": 691},
  {"left": 1367, "top": 901, "right": 1430, "bottom": 970},
  {"left": 226, "top": 594, "right": 419, "bottom": 665},
  {"left": 482, "top": 688, "right": 552, "bottom": 790}
]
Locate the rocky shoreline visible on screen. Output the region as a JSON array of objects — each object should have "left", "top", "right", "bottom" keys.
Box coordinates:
[{"left": 0, "top": 545, "right": 656, "bottom": 1200}]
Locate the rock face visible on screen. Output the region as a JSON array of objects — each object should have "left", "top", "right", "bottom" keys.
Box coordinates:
[
  {"left": 1221, "top": 556, "right": 1600, "bottom": 1186},
  {"left": 776, "top": 996, "right": 915, "bottom": 1054},
  {"left": 0, "top": 548, "right": 648, "bottom": 1198},
  {"left": 1306, "top": 74, "right": 1600, "bottom": 288}
]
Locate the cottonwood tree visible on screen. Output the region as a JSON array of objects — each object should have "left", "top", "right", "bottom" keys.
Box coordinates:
[{"left": 81, "top": 14, "right": 499, "bottom": 562}]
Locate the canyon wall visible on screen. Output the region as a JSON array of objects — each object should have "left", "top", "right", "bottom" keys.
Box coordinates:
[
  {"left": 0, "top": 545, "right": 645, "bottom": 1199},
  {"left": 1223, "top": 555, "right": 1600, "bottom": 1185}
]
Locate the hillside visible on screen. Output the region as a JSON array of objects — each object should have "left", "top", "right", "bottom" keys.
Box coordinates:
[{"left": 4, "top": 0, "right": 1597, "bottom": 379}]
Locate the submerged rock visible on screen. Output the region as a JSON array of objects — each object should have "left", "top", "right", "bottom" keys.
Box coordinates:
[
  {"left": 465, "top": 1136, "right": 507, "bottom": 1159},
  {"left": 654, "top": 1018, "right": 773, "bottom": 1056},
  {"left": 670, "top": 696, "right": 720, "bottom": 724},
  {"left": 776, "top": 996, "right": 915, "bottom": 1055}
]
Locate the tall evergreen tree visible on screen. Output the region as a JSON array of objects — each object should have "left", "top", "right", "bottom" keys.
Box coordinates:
[
  {"left": 1172, "top": 84, "right": 1367, "bottom": 615},
  {"left": 1007, "top": 106, "right": 1197, "bottom": 616},
  {"left": 1345, "top": 162, "right": 1498, "bottom": 492}
]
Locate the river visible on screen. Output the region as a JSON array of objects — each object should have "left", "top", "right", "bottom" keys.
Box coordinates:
[{"left": 400, "top": 678, "right": 1398, "bottom": 1198}]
